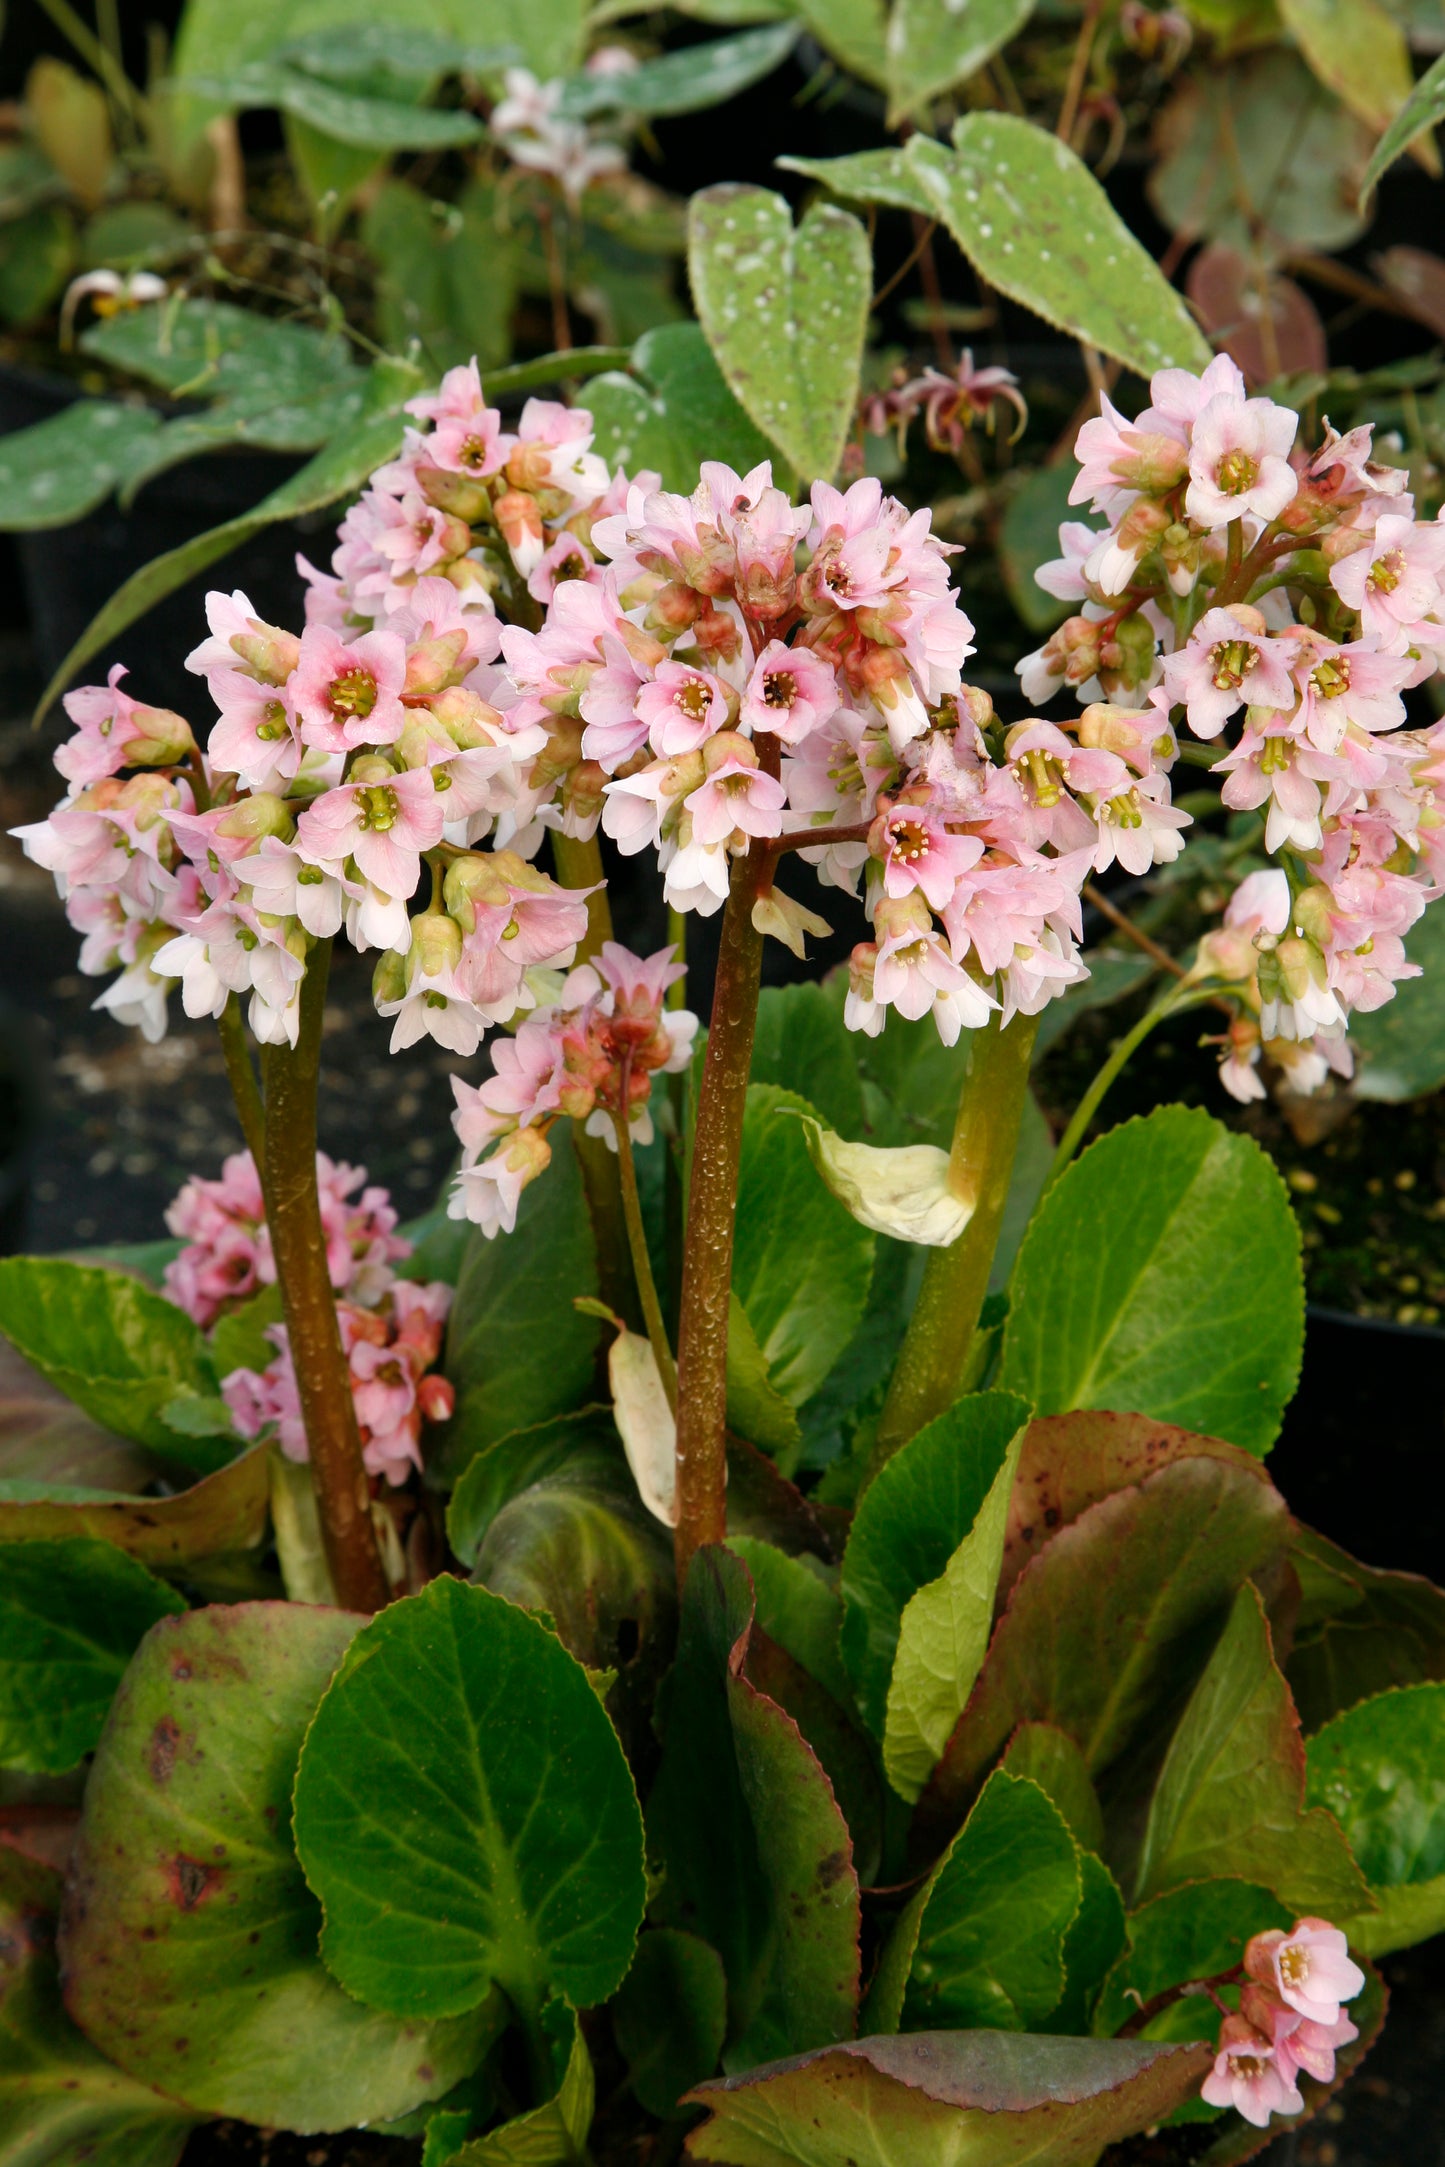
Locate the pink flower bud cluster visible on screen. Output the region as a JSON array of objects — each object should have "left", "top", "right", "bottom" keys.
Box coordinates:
[
  {"left": 1200, "top": 1918, "right": 1365, "bottom": 2129},
  {"left": 449, "top": 940, "right": 697, "bottom": 1236},
  {"left": 161, "top": 1148, "right": 409, "bottom": 1328},
  {"left": 161, "top": 1149, "right": 453, "bottom": 1485},
  {"left": 1028, "top": 351, "right": 1445, "bottom": 1099},
  {"left": 488, "top": 64, "right": 630, "bottom": 205}
]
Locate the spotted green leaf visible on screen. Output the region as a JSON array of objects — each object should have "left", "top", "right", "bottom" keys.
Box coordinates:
[
  {"left": 886, "top": 0, "right": 1038, "bottom": 123},
  {"left": 0, "top": 401, "right": 161, "bottom": 532}
]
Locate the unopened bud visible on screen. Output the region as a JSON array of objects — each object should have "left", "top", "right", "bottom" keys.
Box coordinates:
[
  {"left": 414, "top": 463, "right": 491, "bottom": 523},
  {"left": 349, "top": 753, "right": 398, "bottom": 785},
  {"left": 423, "top": 685, "right": 507, "bottom": 748},
  {"left": 494, "top": 488, "right": 545, "bottom": 574},
  {"left": 702, "top": 729, "right": 756, "bottom": 777},
  {"left": 412, "top": 910, "right": 463, "bottom": 979},
  {"left": 119, "top": 702, "right": 196, "bottom": 768},
  {"left": 216, "top": 792, "right": 295, "bottom": 844},
  {"left": 230, "top": 619, "right": 301, "bottom": 685},
  {"left": 373, "top": 948, "right": 409, "bottom": 1005},
  {"left": 403, "top": 629, "right": 470, "bottom": 701}
]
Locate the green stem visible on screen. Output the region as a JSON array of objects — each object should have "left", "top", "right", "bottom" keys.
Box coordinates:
[
  {"left": 613, "top": 1093, "right": 677, "bottom": 1408},
  {"left": 869, "top": 1011, "right": 1040, "bottom": 1477},
  {"left": 1043, "top": 982, "right": 1215, "bottom": 1195},
  {"left": 260, "top": 943, "right": 390, "bottom": 1615},
  {"left": 673, "top": 851, "right": 766, "bottom": 1587},
  {"left": 217, "top": 995, "right": 267, "bottom": 1167}
]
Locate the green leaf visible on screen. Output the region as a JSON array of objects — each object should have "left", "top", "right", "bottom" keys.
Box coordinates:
[
  {"left": 1286, "top": 1524, "right": 1445, "bottom": 1735},
  {"left": 587, "top": 321, "right": 782, "bottom": 499},
  {"left": 62, "top": 1603, "right": 497, "bottom": 2129},
  {"left": 883, "top": 1413, "right": 1026, "bottom": 1802},
  {"left": 647, "top": 1547, "right": 861, "bottom": 2066},
  {"left": 787, "top": 0, "right": 889, "bottom": 85},
  {"left": 613, "top": 1930, "right": 728, "bottom": 2117},
  {"left": 1307, "top": 1683, "right": 1445, "bottom": 1917},
  {"left": 0, "top": 1440, "right": 271, "bottom": 1567},
  {"left": 688, "top": 184, "right": 871, "bottom": 480},
  {"left": 1000, "top": 1723, "right": 1105, "bottom": 1854},
  {"left": 181, "top": 60, "right": 486, "bottom": 146},
  {"left": 452, "top": 2001, "right": 593, "bottom": 2165},
  {"left": 81, "top": 295, "right": 359, "bottom": 403},
  {"left": 561, "top": 24, "right": 797, "bottom": 117},
  {"left": 209, "top": 1283, "right": 285, "bottom": 1379},
  {"left": 907, "top": 120, "right": 1212, "bottom": 378},
  {"left": 0, "top": 1849, "right": 199, "bottom": 2167},
  {"left": 728, "top": 1537, "right": 852, "bottom": 1710},
  {"left": 446, "top": 1408, "right": 615, "bottom": 1565},
  {"left": 726, "top": 1293, "right": 806, "bottom": 1467},
  {"left": 839, "top": 1390, "right": 1032, "bottom": 1740},
  {"left": 1093, "top": 1880, "right": 1292, "bottom": 2039},
  {"left": 686, "top": 2030, "right": 1212, "bottom": 2167},
  {"left": 777, "top": 147, "right": 936, "bottom": 217},
  {"left": 292, "top": 1577, "right": 645, "bottom": 2019},
  {"left": 998, "top": 462, "right": 1082, "bottom": 634},
  {"left": 363, "top": 178, "right": 520, "bottom": 376},
  {"left": 0, "top": 401, "right": 161, "bottom": 532},
  {"left": 901, "top": 1771, "right": 1082, "bottom": 2030},
  {"left": 0, "top": 202, "right": 76, "bottom": 328},
  {"left": 1135, "top": 1583, "right": 1373, "bottom": 1918},
  {"left": 1349, "top": 900, "right": 1445, "bottom": 1100},
  {"left": 438, "top": 1133, "right": 600, "bottom": 1482},
  {"left": 1278, "top": 0, "right": 1419, "bottom": 143},
  {"left": 0, "top": 1537, "right": 183, "bottom": 1772},
  {"left": 886, "top": 0, "right": 1037, "bottom": 123},
  {"left": 918, "top": 1453, "right": 1288, "bottom": 1858},
  {"left": 1053, "top": 1851, "right": 1128, "bottom": 2035},
  {"left": 0, "top": 1258, "right": 226, "bottom": 1472},
  {"left": 1362, "top": 48, "right": 1445, "bottom": 198},
  {"left": 733, "top": 1087, "right": 875, "bottom": 1411},
  {"left": 750, "top": 982, "right": 866, "bottom": 1137},
  {"left": 80, "top": 201, "right": 195, "bottom": 268},
  {"left": 1000, "top": 1107, "right": 1303, "bottom": 1456}
]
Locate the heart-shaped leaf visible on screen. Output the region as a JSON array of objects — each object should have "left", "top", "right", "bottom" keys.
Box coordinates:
[
  {"left": 60, "top": 1603, "right": 496, "bottom": 2131},
  {"left": 1278, "top": 0, "right": 1420, "bottom": 146},
  {"left": 587, "top": 322, "right": 781, "bottom": 495},
  {"left": 688, "top": 184, "right": 871, "bottom": 480},
  {"left": 0, "top": 1537, "right": 183, "bottom": 1772},
  {"left": 906, "top": 120, "right": 1212, "bottom": 378},
  {"left": 293, "top": 1576, "right": 646, "bottom": 2020}
]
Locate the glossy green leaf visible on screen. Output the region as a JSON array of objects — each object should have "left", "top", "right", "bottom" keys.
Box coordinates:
[
  {"left": 686, "top": 2030, "right": 1212, "bottom": 2167},
  {"left": 787, "top": 0, "right": 889, "bottom": 84},
  {"left": 439, "top": 1134, "right": 600, "bottom": 1481},
  {"left": 61, "top": 1603, "right": 495, "bottom": 2130},
  {"left": 561, "top": 24, "right": 797, "bottom": 117},
  {"left": 1286, "top": 1525, "right": 1445, "bottom": 1735},
  {"left": 1135, "top": 1584, "right": 1372, "bottom": 1918},
  {"left": 688, "top": 185, "right": 871, "bottom": 480},
  {"left": 452, "top": 2001, "right": 592, "bottom": 2165},
  {"left": 647, "top": 1547, "right": 861, "bottom": 2066},
  {"left": 1000, "top": 1723, "right": 1105, "bottom": 1854},
  {"left": 613, "top": 1930, "right": 728, "bottom": 2117},
  {"left": 1053, "top": 1851, "right": 1128, "bottom": 2035},
  {"left": 0, "top": 402, "right": 161, "bottom": 532},
  {"left": 741, "top": 1600, "right": 887, "bottom": 1892},
  {"left": 0, "top": 1537, "right": 183, "bottom": 1773},
  {"left": 0, "top": 1850, "right": 199, "bottom": 2167},
  {"left": 1350, "top": 901, "right": 1445, "bottom": 1101},
  {"left": 1093, "top": 1880, "right": 1292, "bottom": 2038},
  {"left": 0, "top": 1258, "right": 225, "bottom": 1472},
  {"left": 81, "top": 296, "right": 359, "bottom": 404},
  {"left": 293, "top": 1577, "right": 645, "bottom": 2019},
  {"left": 733, "top": 1087, "right": 875, "bottom": 1410},
  {"left": 1307, "top": 1684, "right": 1445, "bottom": 1904},
  {"left": 886, "top": 0, "right": 1037, "bottom": 122},
  {"left": 840, "top": 1391, "right": 1032, "bottom": 1740},
  {"left": 1000, "top": 1107, "right": 1303, "bottom": 1456},
  {"left": 750, "top": 982, "right": 867, "bottom": 1138},
  {"left": 998, "top": 462, "right": 1082, "bottom": 634},
  {"left": 907, "top": 121, "right": 1209, "bottom": 378},
  {"left": 0, "top": 1435, "right": 270, "bottom": 1566},
  {"left": 901, "top": 1772, "right": 1082, "bottom": 2031},
  {"left": 586, "top": 321, "right": 781, "bottom": 495},
  {"left": 446, "top": 1409, "right": 616, "bottom": 1565},
  {"left": 1362, "top": 48, "right": 1445, "bottom": 198},
  {"left": 0, "top": 202, "right": 76, "bottom": 329},
  {"left": 364, "top": 178, "right": 520, "bottom": 376},
  {"left": 777, "top": 148, "right": 935, "bottom": 217},
  {"left": 728, "top": 1538, "right": 852, "bottom": 1711},
  {"left": 918, "top": 1453, "right": 1288, "bottom": 1854},
  {"left": 1279, "top": 0, "right": 1417, "bottom": 142},
  {"left": 883, "top": 1413, "right": 1026, "bottom": 1802}
]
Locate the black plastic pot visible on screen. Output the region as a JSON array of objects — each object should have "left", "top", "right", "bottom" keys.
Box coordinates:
[{"left": 0, "top": 360, "right": 328, "bottom": 718}]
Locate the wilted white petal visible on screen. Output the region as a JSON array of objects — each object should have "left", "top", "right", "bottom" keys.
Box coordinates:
[
  {"left": 609, "top": 1327, "right": 677, "bottom": 1527},
  {"left": 800, "top": 1116, "right": 973, "bottom": 1247}
]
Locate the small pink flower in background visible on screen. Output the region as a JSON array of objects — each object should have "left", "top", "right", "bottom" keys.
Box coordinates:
[
  {"left": 1200, "top": 2015, "right": 1304, "bottom": 2128},
  {"left": 290, "top": 625, "right": 409, "bottom": 752},
  {"left": 1185, "top": 393, "right": 1299, "bottom": 529},
  {"left": 1138, "top": 351, "right": 1246, "bottom": 440},
  {"left": 1246, "top": 1921, "right": 1366, "bottom": 2028}
]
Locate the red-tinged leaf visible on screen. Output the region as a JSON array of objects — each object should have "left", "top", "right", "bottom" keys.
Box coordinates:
[
  {"left": 1373, "top": 245, "right": 1445, "bottom": 340},
  {"left": 1285, "top": 1523, "right": 1445, "bottom": 1736},
  {"left": 916, "top": 1456, "right": 1289, "bottom": 1861},
  {"left": 1186, "top": 243, "right": 1326, "bottom": 383},
  {"left": 683, "top": 2029, "right": 1212, "bottom": 2166}
]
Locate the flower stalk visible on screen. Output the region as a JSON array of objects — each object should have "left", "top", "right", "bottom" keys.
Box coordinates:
[
  {"left": 258, "top": 943, "right": 391, "bottom": 1614},
  {"left": 869, "top": 1010, "right": 1040, "bottom": 1477}
]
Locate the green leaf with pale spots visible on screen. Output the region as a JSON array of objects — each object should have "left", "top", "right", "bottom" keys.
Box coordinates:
[
  {"left": 1307, "top": 1683, "right": 1445, "bottom": 1957},
  {"left": 60, "top": 1603, "right": 497, "bottom": 2131},
  {"left": 559, "top": 23, "right": 797, "bottom": 117},
  {"left": 0, "top": 1537, "right": 183, "bottom": 1773},
  {"left": 0, "top": 402, "right": 161, "bottom": 531},
  {"left": 885, "top": 0, "right": 1038, "bottom": 123},
  {"left": 293, "top": 1577, "right": 646, "bottom": 2020},
  {"left": 585, "top": 322, "right": 781, "bottom": 496},
  {"left": 777, "top": 147, "right": 935, "bottom": 217},
  {"left": 688, "top": 185, "right": 871, "bottom": 480},
  {"left": 905, "top": 120, "right": 1212, "bottom": 380},
  {"left": 1135, "top": 1583, "right": 1373, "bottom": 1918},
  {"left": 0, "top": 1849, "right": 199, "bottom": 2166}
]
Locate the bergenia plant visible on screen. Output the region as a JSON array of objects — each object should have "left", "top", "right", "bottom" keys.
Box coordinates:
[{"left": 2, "top": 339, "right": 1443, "bottom": 2167}]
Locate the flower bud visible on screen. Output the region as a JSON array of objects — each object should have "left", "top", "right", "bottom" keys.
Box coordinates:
[
  {"left": 645, "top": 582, "right": 703, "bottom": 638},
  {"left": 216, "top": 792, "right": 295, "bottom": 844},
  {"left": 230, "top": 619, "right": 301, "bottom": 685},
  {"left": 412, "top": 910, "right": 463, "bottom": 979},
  {"left": 372, "top": 948, "right": 409, "bottom": 1005},
  {"left": 423, "top": 685, "right": 507, "bottom": 747},
  {"left": 444, "top": 852, "right": 511, "bottom": 930},
  {"left": 442, "top": 555, "right": 497, "bottom": 601},
  {"left": 494, "top": 488, "right": 545, "bottom": 573},
  {"left": 413, "top": 462, "right": 491, "bottom": 523},
  {"left": 117, "top": 702, "right": 197, "bottom": 768},
  {"left": 702, "top": 728, "right": 757, "bottom": 777},
  {"left": 403, "top": 629, "right": 470, "bottom": 701},
  {"left": 417, "top": 1372, "right": 455, "bottom": 1423},
  {"left": 350, "top": 753, "right": 398, "bottom": 785}
]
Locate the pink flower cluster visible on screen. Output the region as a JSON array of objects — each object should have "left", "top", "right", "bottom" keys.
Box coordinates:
[
  {"left": 450, "top": 940, "right": 697, "bottom": 1235},
  {"left": 162, "top": 1149, "right": 408, "bottom": 1328},
  {"left": 1028, "top": 352, "right": 1445, "bottom": 1099},
  {"left": 161, "top": 1150, "right": 453, "bottom": 1485},
  {"left": 1201, "top": 1918, "right": 1365, "bottom": 2129},
  {"left": 488, "top": 63, "right": 631, "bottom": 205}
]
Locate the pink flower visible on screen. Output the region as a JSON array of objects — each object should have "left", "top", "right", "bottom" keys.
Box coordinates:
[
  {"left": 739, "top": 641, "right": 838, "bottom": 745},
  {"left": 1200, "top": 2015, "right": 1304, "bottom": 2129},
  {"left": 428, "top": 404, "right": 507, "bottom": 482},
  {"left": 637, "top": 661, "right": 733, "bottom": 756},
  {"left": 451, "top": 1126, "right": 554, "bottom": 1238},
  {"left": 1330, "top": 513, "right": 1445, "bottom": 653},
  {"left": 1216, "top": 724, "right": 1325, "bottom": 853},
  {"left": 185, "top": 589, "right": 301, "bottom": 685},
  {"left": 871, "top": 794, "right": 985, "bottom": 913},
  {"left": 505, "top": 399, "right": 608, "bottom": 504},
  {"left": 207, "top": 670, "right": 303, "bottom": 792},
  {"left": 296, "top": 768, "right": 445, "bottom": 896},
  {"left": 1138, "top": 352, "right": 1246, "bottom": 440},
  {"left": 54, "top": 666, "right": 195, "bottom": 785},
  {"left": 684, "top": 747, "right": 786, "bottom": 847},
  {"left": 1286, "top": 634, "right": 1409, "bottom": 749},
  {"left": 1245, "top": 1921, "right": 1366, "bottom": 2028},
  {"left": 1162, "top": 608, "right": 1297, "bottom": 739},
  {"left": 290, "top": 625, "right": 409, "bottom": 753},
  {"left": 1274, "top": 2010, "right": 1358, "bottom": 2086},
  {"left": 407, "top": 357, "right": 488, "bottom": 426},
  {"left": 1185, "top": 393, "right": 1299, "bottom": 529}
]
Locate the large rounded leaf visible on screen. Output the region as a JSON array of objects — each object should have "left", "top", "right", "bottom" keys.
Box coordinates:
[
  {"left": 1306, "top": 1682, "right": 1445, "bottom": 1955},
  {"left": 293, "top": 1576, "right": 645, "bottom": 2020},
  {"left": 0, "top": 1537, "right": 183, "bottom": 1772},
  {"left": 59, "top": 1603, "right": 493, "bottom": 2131}
]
